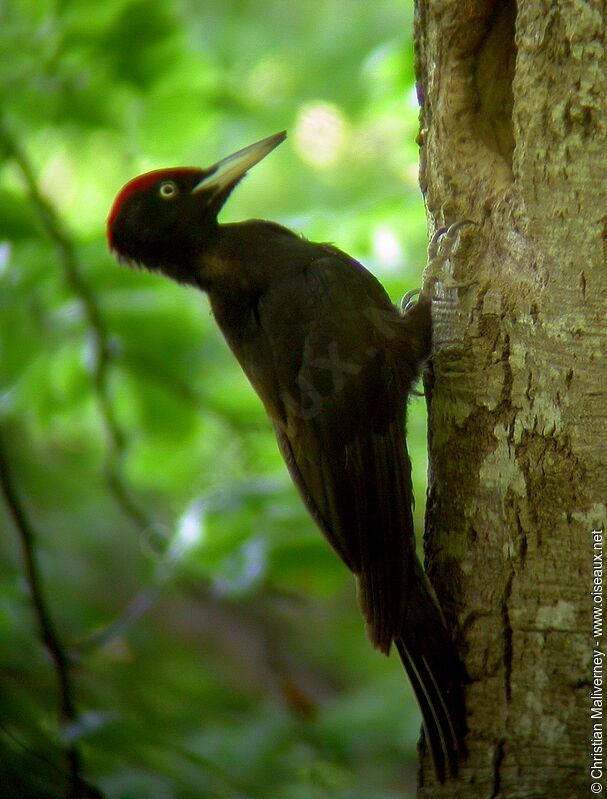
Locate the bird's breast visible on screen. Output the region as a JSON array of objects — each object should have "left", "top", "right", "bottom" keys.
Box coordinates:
[{"left": 208, "top": 286, "right": 291, "bottom": 424}]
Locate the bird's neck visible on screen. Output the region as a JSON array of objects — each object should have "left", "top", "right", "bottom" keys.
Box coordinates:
[
  {"left": 194, "top": 219, "right": 299, "bottom": 295},
  {"left": 194, "top": 219, "right": 303, "bottom": 360}
]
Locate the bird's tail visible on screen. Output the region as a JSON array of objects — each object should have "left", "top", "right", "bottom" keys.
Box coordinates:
[{"left": 395, "top": 563, "right": 467, "bottom": 783}]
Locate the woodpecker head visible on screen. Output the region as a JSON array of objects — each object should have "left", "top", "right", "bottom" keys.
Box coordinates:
[{"left": 107, "top": 131, "right": 286, "bottom": 284}]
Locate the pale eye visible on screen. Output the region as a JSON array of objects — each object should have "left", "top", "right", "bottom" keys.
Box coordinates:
[{"left": 159, "top": 180, "right": 178, "bottom": 199}]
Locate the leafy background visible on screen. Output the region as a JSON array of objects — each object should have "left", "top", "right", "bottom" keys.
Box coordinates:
[{"left": 0, "top": 1, "right": 429, "bottom": 797}]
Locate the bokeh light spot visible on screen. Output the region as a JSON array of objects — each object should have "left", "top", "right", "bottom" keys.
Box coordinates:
[
  {"left": 372, "top": 224, "right": 403, "bottom": 272},
  {"left": 294, "top": 101, "right": 349, "bottom": 168}
]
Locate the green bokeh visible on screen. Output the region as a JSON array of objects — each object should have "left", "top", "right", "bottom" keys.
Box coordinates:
[{"left": 0, "top": 1, "right": 427, "bottom": 796}]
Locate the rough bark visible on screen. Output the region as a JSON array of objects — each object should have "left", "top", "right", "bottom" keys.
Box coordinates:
[{"left": 414, "top": 1, "right": 607, "bottom": 796}]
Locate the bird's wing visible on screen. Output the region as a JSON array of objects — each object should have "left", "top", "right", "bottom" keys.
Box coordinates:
[{"left": 261, "top": 251, "right": 418, "bottom": 653}]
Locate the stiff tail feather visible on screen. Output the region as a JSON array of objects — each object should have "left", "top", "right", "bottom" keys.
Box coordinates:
[{"left": 395, "top": 569, "right": 467, "bottom": 782}]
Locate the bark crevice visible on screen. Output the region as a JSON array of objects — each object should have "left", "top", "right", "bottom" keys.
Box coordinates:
[
  {"left": 473, "top": 1, "right": 517, "bottom": 167},
  {"left": 490, "top": 737, "right": 505, "bottom": 799}
]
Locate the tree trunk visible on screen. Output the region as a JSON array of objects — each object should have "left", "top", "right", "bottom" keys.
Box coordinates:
[{"left": 414, "top": 1, "right": 607, "bottom": 796}]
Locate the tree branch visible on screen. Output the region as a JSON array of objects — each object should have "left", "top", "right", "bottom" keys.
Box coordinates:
[
  {"left": 0, "top": 428, "right": 103, "bottom": 798},
  {"left": 0, "top": 119, "right": 148, "bottom": 531}
]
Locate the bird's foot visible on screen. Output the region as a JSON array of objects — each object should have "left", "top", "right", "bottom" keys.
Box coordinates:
[
  {"left": 400, "top": 288, "right": 421, "bottom": 315},
  {"left": 428, "top": 220, "right": 476, "bottom": 263},
  {"left": 399, "top": 288, "right": 428, "bottom": 396},
  {"left": 426, "top": 220, "right": 478, "bottom": 289}
]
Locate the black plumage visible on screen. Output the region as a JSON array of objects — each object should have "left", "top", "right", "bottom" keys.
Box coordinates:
[{"left": 107, "top": 132, "right": 466, "bottom": 781}]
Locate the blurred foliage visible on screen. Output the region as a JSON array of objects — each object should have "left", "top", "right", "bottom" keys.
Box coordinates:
[{"left": 0, "top": 0, "right": 429, "bottom": 797}]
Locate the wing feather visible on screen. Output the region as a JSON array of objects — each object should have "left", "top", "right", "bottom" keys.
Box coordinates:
[{"left": 262, "top": 253, "right": 418, "bottom": 652}]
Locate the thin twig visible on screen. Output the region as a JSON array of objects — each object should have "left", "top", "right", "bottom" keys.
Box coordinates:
[
  {"left": 0, "top": 429, "right": 103, "bottom": 798},
  {"left": 0, "top": 119, "right": 147, "bottom": 532},
  {"left": 0, "top": 721, "right": 75, "bottom": 784}
]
